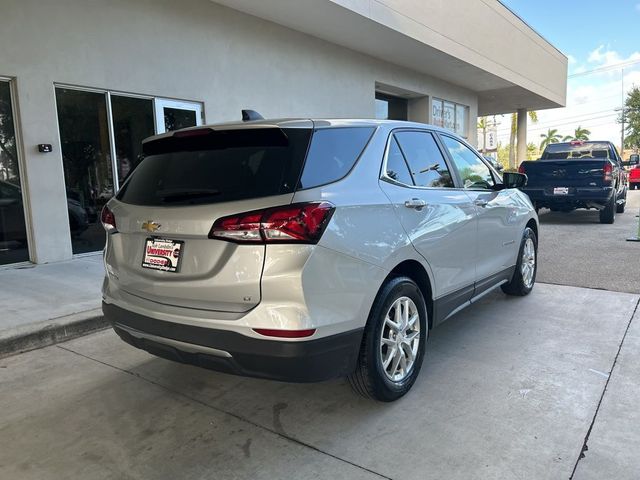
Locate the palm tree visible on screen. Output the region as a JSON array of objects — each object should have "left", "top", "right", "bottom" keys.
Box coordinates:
[
  {"left": 562, "top": 126, "right": 591, "bottom": 142},
  {"left": 540, "top": 128, "right": 563, "bottom": 150},
  {"left": 508, "top": 111, "right": 538, "bottom": 169}
]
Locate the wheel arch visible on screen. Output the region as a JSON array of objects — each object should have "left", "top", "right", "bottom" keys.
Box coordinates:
[
  {"left": 387, "top": 260, "right": 434, "bottom": 329},
  {"left": 526, "top": 217, "right": 538, "bottom": 240}
]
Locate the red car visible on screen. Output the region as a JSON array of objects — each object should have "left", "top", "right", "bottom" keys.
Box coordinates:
[{"left": 630, "top": 164, "right": 640, "bottom": 190}]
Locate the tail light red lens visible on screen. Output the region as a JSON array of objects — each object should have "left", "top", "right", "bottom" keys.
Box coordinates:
[
  {"left": 253, "top": 328, "right": 316, "bottom": 338},
  {"left": 209, "top": 202, "right": 335, "bottom": 244},
  {"left": 603, "top": 162, "right": 613, "bottom": 182},
  {"left": 100, "top": 206, "right": 117, "bottom": 232},
  {"left": 518, "top": 163, "right": 526, "bottom": 174}
]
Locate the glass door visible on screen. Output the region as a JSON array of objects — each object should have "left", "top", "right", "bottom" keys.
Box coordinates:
[
  {"left": 0, "top": 80, "right": 30, "bottom": 265},
  {"left": 154, "top": 98, "right": 202, "bottom": 134}
]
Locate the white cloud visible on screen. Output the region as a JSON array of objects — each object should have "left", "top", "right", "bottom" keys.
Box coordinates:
[
  {"left": 587, "top": 45, "right": 640, "bottom": 68},
  {"left": 567, "top": 54, "right": 577, "bottom": 65}
]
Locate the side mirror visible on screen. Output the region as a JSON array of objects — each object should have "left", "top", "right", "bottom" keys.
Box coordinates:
[
  {"left": 623, "top": 154, "right": 639, "bottom": 167},
  {"left": 502, "top": 171, "right": 527, "bottom": 189}
]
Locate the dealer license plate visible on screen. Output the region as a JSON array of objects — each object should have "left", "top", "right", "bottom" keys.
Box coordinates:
[
  {"left": 553, "top": 187, "right": 569, "bottom": 195},
  {"left": 142, "top": 238, "right": 183, "bottom": 272}
]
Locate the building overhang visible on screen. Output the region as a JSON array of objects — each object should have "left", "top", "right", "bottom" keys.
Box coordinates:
[{"left": 211, "top": 0, "right": 567, "bottom": 115}]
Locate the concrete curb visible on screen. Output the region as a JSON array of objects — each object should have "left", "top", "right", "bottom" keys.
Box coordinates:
[{"left": 0, "top": 308, "right": 109, "bottom": 359}]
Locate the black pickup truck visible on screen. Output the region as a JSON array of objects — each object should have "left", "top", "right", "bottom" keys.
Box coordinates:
[{"left": 518, "top": 141, "right": 628, "bottom": 224}]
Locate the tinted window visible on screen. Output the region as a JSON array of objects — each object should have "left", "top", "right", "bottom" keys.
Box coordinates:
[
  {"left": 541, "top": 142, "right": 612, "bottom": 160},
  {"left": 441, "top": 135, "right": 494, "bottom": 190},
  {"left": 394, "top": 131, "right": 453, "bottom": 188},
  {"left": 298, "top": 127, "right": 374, "bottom": 189},
  {"left": 118, "top": 128, "right": 311, "bottom": 206},
  {"left": 385, "top": 137, "right": 414, "bottom": 185}
]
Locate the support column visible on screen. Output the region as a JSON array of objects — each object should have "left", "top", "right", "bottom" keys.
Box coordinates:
[{"left": 516, "top": 108, "right": 527, "bottom": 166}]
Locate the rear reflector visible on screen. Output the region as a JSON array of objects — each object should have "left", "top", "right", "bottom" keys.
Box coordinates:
[
  {"left": 253, "top": 328, "right": 316, "bottom": 338},
  {"left": 209, "top": 202, "right": 335, "bottom": 244},
  {"left": 518, "top": 163, "right": 526, "bottom": 174},
  {"left": 101, "top": 206, "right": 117, "bottom": 232}
]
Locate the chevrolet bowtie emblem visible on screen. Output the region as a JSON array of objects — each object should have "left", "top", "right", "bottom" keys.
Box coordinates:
[{"left": 141, "top": 220, "right": 161, "bottom": 233}]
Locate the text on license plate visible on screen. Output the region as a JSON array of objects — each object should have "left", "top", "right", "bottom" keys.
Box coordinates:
[
  {"left": 553, "top": 187, "right": 569, "bottom": 195},
  {"left": 142, "top": 238, "right": 183, "bottom": 272}
]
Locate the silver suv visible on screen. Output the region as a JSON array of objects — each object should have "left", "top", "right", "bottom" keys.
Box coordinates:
[{"left": 101, "top": 118, "right": 538, "bottom": 402}]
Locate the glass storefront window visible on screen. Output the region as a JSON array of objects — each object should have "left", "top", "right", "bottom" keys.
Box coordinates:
[
  {"left": 456, "top": 104, "right": 469, "bottom": 138},
  {"left": 0, "top": 81, "right": 29, "bottom": 265},
  {"left": 432, "top": 99, "right": 444, "bottom": 127},
  {"left": 56, "top": 88, "right": 113, "bottom": 255},
  {"left": 111, "top": 95, "right": 155, "bottom": 182},
  {"left": 433, "top": 98, "right": 469, "bottom": 138},
  {"left": 443, "top": 101, "right": 455, "bottom": 131}
]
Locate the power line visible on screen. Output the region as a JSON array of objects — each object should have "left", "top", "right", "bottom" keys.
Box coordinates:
[
  {"left": 568, "top": 58, "right": 640, "bottom": 78},
  {"left": 495, "top": 110, "right": 618, "bottom": 133}
]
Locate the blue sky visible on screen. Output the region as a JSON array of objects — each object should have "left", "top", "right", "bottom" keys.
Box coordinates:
[{"left": 496, "top": 0, "right": 640, "bottom": 148}]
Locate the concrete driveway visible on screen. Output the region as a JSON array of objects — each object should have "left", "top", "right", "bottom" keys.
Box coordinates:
[
  {"left": 537, "top": 190, "right": 640, "bottom": 294},
  {"left": 2, "top": 283, "right": 639, "bottom": 479}
]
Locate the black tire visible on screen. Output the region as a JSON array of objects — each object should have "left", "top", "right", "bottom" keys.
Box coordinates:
[
  {"left": 349, "top": 276, "right": 428, "bottom": 402},
  {"left": 501, "top": 227, "right": 537, "bottom": 297},
  {"left": 616, "top": 200, "right": 626, "bottom": 214},
  {"left": 599, "top": 195, "right": 616, "bottom": 224}
]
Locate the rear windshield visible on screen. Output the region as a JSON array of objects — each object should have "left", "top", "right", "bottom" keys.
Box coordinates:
[
  {"left": 117, "top": 126, "right": 374, "bottom": 206},
  {"left": 541, "top": 143, "right": 613, "bottom": 160}
]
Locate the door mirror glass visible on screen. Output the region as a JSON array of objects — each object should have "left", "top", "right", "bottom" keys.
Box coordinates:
[{"left": 502, "top": 171, "right": 527, "bottom": 189}]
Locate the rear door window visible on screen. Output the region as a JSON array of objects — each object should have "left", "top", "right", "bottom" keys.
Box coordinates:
[
  {"left": 117, "top": 128, "right": 312, "bottom": 206},
  {"left": 298, "top": 127, "right": 374, "bottom": 189},
  {"left": 385, "top": 137, "right": 414, "bottom": 185}
]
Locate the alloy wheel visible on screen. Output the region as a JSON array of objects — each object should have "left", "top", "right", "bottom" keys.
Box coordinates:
[
  {"left": 521, "top": 237, "right": 536, "bottom": 288},
  {"left": 380, "top": 296, "right": 421, "bottom": 382}
]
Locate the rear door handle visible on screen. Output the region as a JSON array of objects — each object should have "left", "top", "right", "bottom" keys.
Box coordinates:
[
  {"left": 404, "top": 198, "right": 426, "bottom": 209},
  {"left": 474, "top": 199, "right": 489, "bottom": 207}
]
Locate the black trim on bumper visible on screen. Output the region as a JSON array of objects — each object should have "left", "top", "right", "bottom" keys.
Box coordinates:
[{"left": 103, "top": 302, "right": 363, "bottom": 383}]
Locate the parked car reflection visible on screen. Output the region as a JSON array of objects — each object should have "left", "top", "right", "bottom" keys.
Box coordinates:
[{"left": 0, "top": 180, "right": 89, "bottom": 244}]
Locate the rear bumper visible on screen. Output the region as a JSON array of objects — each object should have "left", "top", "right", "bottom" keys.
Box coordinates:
[
  {"left": 103, "top": 302, "right": 363, "bottom": 383},
  {"left": 522, "top": 187, "right": 614, "bottom": 208}
]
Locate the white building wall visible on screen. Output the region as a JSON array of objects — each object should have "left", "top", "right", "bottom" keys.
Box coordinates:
[{"left": 0, "top": 0, "right": 477, "bottom": 264}]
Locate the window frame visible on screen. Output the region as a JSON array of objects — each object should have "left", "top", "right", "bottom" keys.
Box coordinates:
[
  {"left": 437, "top": 132, "right": 502, "bottom": 191},
  {"left": 380, "top": 128, "right": 459, "bottom": 190}
]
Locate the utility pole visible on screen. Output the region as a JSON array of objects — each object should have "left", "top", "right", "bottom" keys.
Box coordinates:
[{"left": 621, "top": 67, "right": 625, "bottom": 153}]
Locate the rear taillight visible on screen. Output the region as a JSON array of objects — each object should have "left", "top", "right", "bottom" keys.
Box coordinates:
[
  {"left": 209, "top": 202, "right": 335, "bottom": 244},
  {"left": 603, "top": 162, "right": 613, "bottom": 182},
  {"left": 101, "top": 206, "right": 117, "bottom": 232},
  {"left": 518, "top": 163, "right": 526, "bottom": 174}
]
